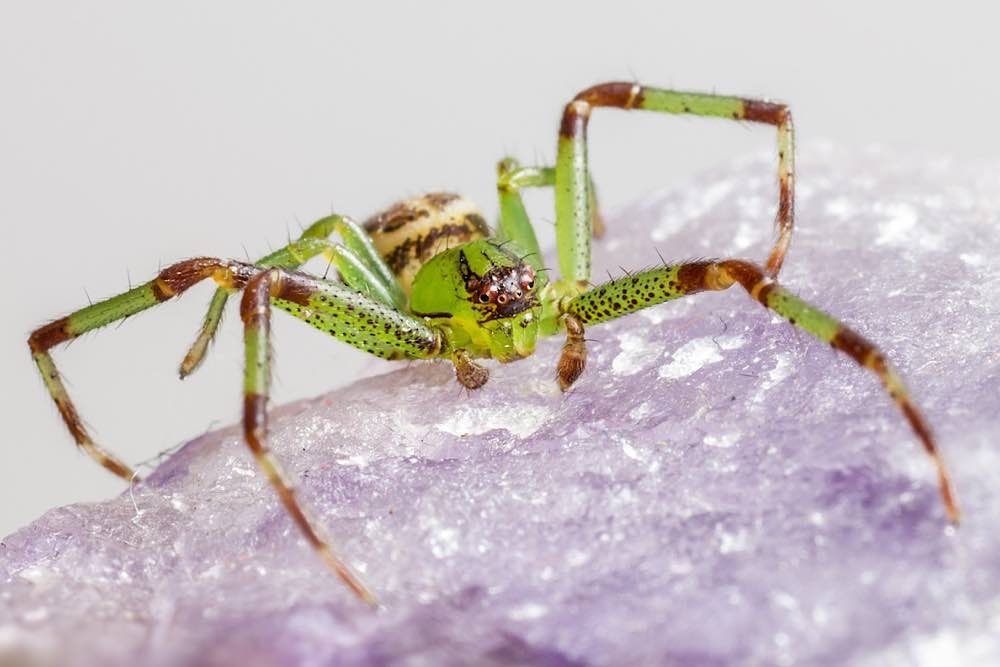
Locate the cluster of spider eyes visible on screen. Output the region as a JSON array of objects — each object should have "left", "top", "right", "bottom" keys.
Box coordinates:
[{"left": 473, "top": 268, "right": 536, "bottom": 305}]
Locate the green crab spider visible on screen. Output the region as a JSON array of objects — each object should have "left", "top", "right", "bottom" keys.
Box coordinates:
[{"left": 29, "top": 81, "right": 959, "bottom": 606}]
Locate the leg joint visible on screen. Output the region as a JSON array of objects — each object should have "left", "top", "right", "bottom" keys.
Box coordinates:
[
  {"left": 29, "top": 318, "right": 72, "bottom": 353},
  {"left": 742, "top": 99, "right": 791, "bottom": 126},
  {"left": 573, "top": 81, "right": 644, "bottom": 109},
  {"left": 496, "top": 157, "right": 520, "bottom": 191},
  {"left": 559, "top": 100, "right": 591, "bottom": 138}
]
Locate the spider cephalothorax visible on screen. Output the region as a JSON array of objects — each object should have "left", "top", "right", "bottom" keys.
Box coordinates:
[
  {"left": 408, "top": 239, "right": 541, "bottom": 367},
  {"left": 30, "top": 80, "right": 960, "bottom": 607}
]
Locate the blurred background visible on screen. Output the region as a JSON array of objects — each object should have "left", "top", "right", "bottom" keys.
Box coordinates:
[{"left": 2, "top": 2, "right": 996, "bottom": 535}]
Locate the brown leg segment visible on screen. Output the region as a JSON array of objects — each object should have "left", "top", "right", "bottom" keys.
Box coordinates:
[
  {"left": 557, "top": 313, "right": 587, "bottom": 391},
  {"left": 453, "top": 350, "right": 489, "bottom": 389}
]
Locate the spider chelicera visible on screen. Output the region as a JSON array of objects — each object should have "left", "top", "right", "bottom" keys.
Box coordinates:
[{"left": 29, "top": 81, "right": 959, "bottom": 605}]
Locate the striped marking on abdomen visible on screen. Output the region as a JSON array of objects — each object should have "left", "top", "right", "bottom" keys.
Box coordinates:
[{"left": 363, "top": 193, "right": 490, "bottom": 294}]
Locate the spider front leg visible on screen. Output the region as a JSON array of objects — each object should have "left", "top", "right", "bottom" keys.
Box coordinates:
[
  {"left": 240, "top": 267, "right": 444, "bottom": 603},
  {"left": 180, "top": 213, "right": 405, "bottom": 377},
  {"left": 559, "top": 260, "right": 959, "bottom": 523},
  {"left": 29, "top": 258, "right": 257, "bottom": 480},
  {"left": 554, "top": 82, "right": 794, "bottom": 284}
]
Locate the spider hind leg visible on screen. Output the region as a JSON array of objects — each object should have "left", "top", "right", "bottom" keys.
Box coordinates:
[{"left": 555, "top": 82, "right": 795, "bottom": 283}]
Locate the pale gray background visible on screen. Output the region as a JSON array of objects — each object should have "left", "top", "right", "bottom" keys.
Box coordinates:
[{"left": 1, "top": 2, "right": 996, "bottom": 536}]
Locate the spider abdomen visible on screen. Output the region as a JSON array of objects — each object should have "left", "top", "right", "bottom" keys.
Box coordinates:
[{"left": 362, "top": 193, "right": 490, "bottom": 295}]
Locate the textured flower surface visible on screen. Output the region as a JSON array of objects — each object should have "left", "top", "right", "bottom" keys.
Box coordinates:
[{"left": 3, "top": 147, "right": 999, "bottom": 667}]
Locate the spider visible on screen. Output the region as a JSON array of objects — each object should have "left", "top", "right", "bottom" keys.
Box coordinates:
[{"left": 29, "top": 81, "right": 959, "bottom": 606}]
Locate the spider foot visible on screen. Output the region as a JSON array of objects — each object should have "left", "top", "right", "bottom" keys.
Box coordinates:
[
  {"left": 557, "top": 314, "right": 587, "bottom": 391},
  {"left": 453, "top": 350, "right": 489, "bottom": 390}
]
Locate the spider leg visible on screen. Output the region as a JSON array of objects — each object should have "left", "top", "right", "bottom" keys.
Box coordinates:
[
  {"left": 556, "top": 313, "right": 586, "bottom": 391},
  {"left": 240, "top": 267, "right": 445, "bottom": 604},
  {"left": 180, "top": 214, "right": 405, "bottom": 377},
  {"left": 561, "top": 259, "right": 959, "bottom": 524},
  {"left": 31, "top": 257, "right": 441, "bottom": 600},
  {"left": 496, "top": 158, "right": 604, "bottom": 286},
  {"left": 452, "top": 349, "right": 489, "bottom": 389},
  {"left": 264, "top": 215, "right": 405, "bottom": 307},
  {"left": 554, "top": 82, "right": 794, "bottom": 283},
  {"left": 29, "top": 257, "right": 257, "bottom": 480},
  {"left": 241, "top": 270, "right": 371, "bottom": 605}
]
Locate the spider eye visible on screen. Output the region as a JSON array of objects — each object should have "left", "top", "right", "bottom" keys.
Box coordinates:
[
  {"left": 478, "top": 293, "right": 489, "bottom": 303},
  {"left": 526, "top": 280, "right": 534, "bottom": 290}
]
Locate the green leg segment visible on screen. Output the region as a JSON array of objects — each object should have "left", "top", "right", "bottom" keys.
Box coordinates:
[
  {"left": 554, "top": 82, "right": 795, "bottom": 284},
  {"left": 268, "top": 271, "right": 442, "bottom": 360},
  {"left": 561, "top": 258, "right": 959, "bottom": 524},
  {"left": 29, "top": 257, "right": 257, "bottom": 480},
  {"left": 495, "top": 158, "right": 605, "bottom": 289},
  {"left": 180, "top": 214, "right": 406, "bottom": 377}
]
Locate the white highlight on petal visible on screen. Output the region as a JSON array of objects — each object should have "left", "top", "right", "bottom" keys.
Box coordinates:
[
  {"left": 704, "top": 431, "right": 741, "bottom": 448},
  {"left": 612, "top": 332, "right": 661, "bottom": 376},
  {"left": 658, "top": 336, "right": 746, "bottom": 380},
  {"left": 753, "top": 352, "right": 795, "bottom": 403},
  {"left": 436, "top": 405, "right": 551, "bottom": 438},
  {"left": 960, "top": 252, "right": 986, "bottom": 267},
  {"left": 875, "top": 203, "right": 917, "bottom": 245},
  {"left": 508, "top": 602, "right": 549, "bottom": 620}
]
